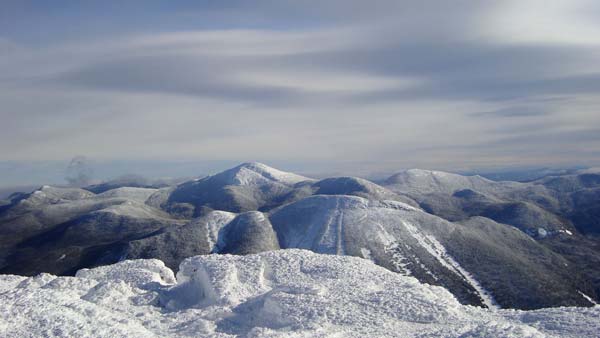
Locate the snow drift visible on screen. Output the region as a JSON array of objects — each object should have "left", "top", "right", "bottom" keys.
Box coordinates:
[{"left": 0, "top": 250, "right": 598, "bottom": 338}]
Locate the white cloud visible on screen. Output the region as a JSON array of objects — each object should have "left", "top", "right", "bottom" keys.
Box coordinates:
[
  {"left": 234, "top": 69, "right": 423, "bottom": 93},
  {"left": 479, "top": 0, "right": 600, "bottom": 46}
]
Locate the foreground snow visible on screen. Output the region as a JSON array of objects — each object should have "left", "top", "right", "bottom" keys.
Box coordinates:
[{"left": 0, "top": 250, "right": 598, "bottom": 338}]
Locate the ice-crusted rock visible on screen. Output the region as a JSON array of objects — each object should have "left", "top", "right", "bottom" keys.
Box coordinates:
[
  {"left": 76, "top": 259, "right": 176, "bottom": 286},
  {"left": 1, "top": 250, "right": 599, "bottom": 338}
]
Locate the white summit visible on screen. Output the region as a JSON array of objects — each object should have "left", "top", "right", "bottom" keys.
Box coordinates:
[{"left": 223, "top": 162, "right": 312, "bottom": 186}]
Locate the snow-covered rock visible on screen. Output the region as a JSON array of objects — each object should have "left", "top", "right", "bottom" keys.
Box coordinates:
[
  {"left": 0, "top": 250, "right": 598, "bottom": 338},
  {"left": 75, "top": 259, "right": 176, "bottom": 286}
]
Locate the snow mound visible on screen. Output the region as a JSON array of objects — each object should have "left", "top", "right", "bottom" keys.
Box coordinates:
[
  {"left": 1, "top": 249, "right": 598, "bottom": 338},
  {"left": 76, "top": 259, "right": 176, "bottom": 286}
]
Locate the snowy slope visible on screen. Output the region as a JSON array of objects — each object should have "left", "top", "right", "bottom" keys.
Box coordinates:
[
  {"left": 382, "top": 169, "right": 600, "bottom": 301},
  {"left": 0, "top": 184, "right": 182, "bottom": 276},
  {"left": 122, "top": 210, "right": 280, "bottom": 270},
  {"left": 0, "top": 250, "right": 598, "bottom": 338},
  {"left": 95, "top": 187, "right": 158, "bottom": 203},
  {"left": 382, "top": 168, "right": 577, "bottom": 235},
  {"left": 270, "top": 195, "right": 594, "bottom": 308}
]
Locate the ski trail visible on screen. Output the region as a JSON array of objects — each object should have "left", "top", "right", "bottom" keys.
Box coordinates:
[
  {"left": 316, "top": 198, "right": 341, "bottom": 254},
  {"left": 401, "top": 220, "right": 498, "bottom": 309},
  {"left": 336, "top": 210, "right": 345, "bottom": 255}
]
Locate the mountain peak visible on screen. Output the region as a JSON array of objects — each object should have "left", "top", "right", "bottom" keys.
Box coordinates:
[
  {"left": 223, "top": 162, "right": 312, "bottom": 186},
  {"left": 236, "top": 161, "right": 270, "bottom": 169},
  {"left": 404, "top": 168, "right": 459, "bottom": 178}
]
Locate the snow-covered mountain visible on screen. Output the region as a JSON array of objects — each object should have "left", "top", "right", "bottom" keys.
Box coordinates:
[
  {"left": 385, "top": 169, "right": 523, "bottom": 196},
  {"left": 162, "top": 162, "right": 314, "bottom": 217},
  {"left": 383, "top": 168, "right": 600, "bottom": 235},
  {"left": 1, "top": 162, "right": 599, "bottom": 310},
  {"left": 1, "top": 250, "right": 598, "bottom": 338},
  {"left": 382, "top": 168, "right": 600, "bottom": 303},
  {"left": 270, "top": 195, "right": 591, "bottom": 309}
]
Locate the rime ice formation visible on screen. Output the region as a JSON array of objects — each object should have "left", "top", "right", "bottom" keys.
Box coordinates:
[{"left": 1, "top": 250, "right": 599, "bottom": 338}]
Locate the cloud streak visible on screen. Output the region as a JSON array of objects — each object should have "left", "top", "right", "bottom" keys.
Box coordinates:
[{"left": 1, "top": 0, "right": 600, "bottom": 183}]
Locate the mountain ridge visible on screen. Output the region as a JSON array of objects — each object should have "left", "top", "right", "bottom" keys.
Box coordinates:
[{"left": 0, "top": 162, "right": 599, "bottom": 309}]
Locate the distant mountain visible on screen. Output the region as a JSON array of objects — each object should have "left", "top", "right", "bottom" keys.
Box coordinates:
[
  {"left": 383, "top": 168, "right": 600, "bottom": 301},
  {"left": 83, "top": 174, "right": 186, "bottom": 194},
  {"left": 162, "top": 162, "right": 313, "bottom": 217},
  {"left": 468, "top": 167, "right": 583, "bottom": 182},
  {"left": 383, "top": 168, "right": 597, "bottom": 235},
  {"left": 0, "top": 162, "right": 599, "bottom": 310},
  {"left": 161, "top": 162, "right": 417, "bottom": 217},
  {"left": 0, "top": 186, "right": 183, "bottom": 275},
  {"left": 0, "top": 185, "right": 40, "bottom": 200},
  {"left": 385, "top": 169, "right": 523, "bottom": 196}
]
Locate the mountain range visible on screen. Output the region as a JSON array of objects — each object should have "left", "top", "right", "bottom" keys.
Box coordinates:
[{"left": 1, "top": 162, "right": 599, "bottom": 310}]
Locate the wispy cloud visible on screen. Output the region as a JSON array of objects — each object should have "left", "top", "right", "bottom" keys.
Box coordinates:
[
  {"left": 470, "top": 107, "right": 548, "bottom": 118},
  {"left": 0, "top": 0, "right": 599, "bottom": 183}
]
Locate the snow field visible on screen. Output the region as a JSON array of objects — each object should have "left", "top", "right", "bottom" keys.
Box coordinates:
[{"left": 1, "top": 249, "right": 598, "bottom": 338}]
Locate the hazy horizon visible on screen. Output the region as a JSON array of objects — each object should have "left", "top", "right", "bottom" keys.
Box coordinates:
[{"left": 0, "top": 158, "right": 593, "bottom": 193}]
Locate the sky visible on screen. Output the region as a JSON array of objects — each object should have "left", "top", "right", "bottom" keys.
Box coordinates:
[{"left": 1, "top": 0, "right": 600, "bottom": 187}]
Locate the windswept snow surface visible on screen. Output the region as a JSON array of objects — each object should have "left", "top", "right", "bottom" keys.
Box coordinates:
[{"left": 1, "top": 250, "right": 598, "bottom": 338}]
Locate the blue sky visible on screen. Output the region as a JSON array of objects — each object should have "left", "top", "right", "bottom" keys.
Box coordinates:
[{"left": 1, "top": 1, "right": 600, "bottom": 187}]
